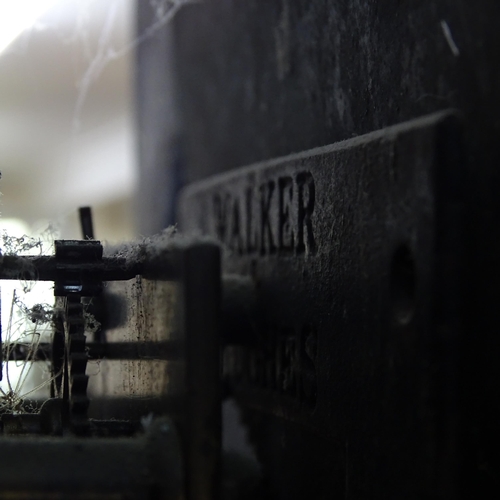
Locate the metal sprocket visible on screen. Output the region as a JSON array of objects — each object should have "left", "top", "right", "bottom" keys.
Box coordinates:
[{"left": 52, "top": 240, "right": 103, "bottom": 433}]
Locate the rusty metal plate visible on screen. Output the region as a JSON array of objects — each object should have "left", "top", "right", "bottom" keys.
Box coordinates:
[{"left": 179, "top": 112, "right": 464, "bottom": 498}]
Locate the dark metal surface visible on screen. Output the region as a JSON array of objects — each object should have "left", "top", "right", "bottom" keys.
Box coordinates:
[
  {"left": 0, "top": 418, "right": 183, "bottom": 499},
  {"left": 168, "top": 1, "right": 497, "bottom": 188},
  {"left": 132, "top": 1, "right": 500, "bottom": 498},
  {"left": 0, "top": 254, "right": 140, "bottom": 282},
  {"left": 79, "top": 206, "right": 95, "bottom": 240},
  {"left": 174, "top": 243, "right": 222, "bottom": 500},
  {"left": 180, "top": 112, "right": 464, "bottom": 498},
  {"left": 135, "top": 1, "right": 500, "bottom": 496},
  {"left": 0, "top": 237, "right": 223, "bottom": 499}
]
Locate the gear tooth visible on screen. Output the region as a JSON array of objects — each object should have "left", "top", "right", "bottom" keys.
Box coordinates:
[
  {"left": 67, "top": 302, "right": 83, "bottom": 314},
  {"left": 70, "top": 374, "right": 89, "bottom": 393},
  {"left": 69, "top": 335, "right": 87, "bottom": 351},
  {"left": 69, "top": 353, "right": 88, "bottom": 373},
  {"left": 68, "top": 324, "right": 85, "bottom": 336}
]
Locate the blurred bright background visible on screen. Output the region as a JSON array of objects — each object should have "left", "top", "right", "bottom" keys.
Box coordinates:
[
  {"left": 0, "top": 0, "right": 138, "bottom": 398},
  {"left": 0, "top": 0, "right": 137, "bottom": 244}
]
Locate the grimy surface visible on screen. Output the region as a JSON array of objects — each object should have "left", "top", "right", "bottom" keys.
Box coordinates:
[
  {"left": 180, "top": 112, "right": 464, "bottom": 498},
  {"left": 136, "top": 1, "right": 500, "bottom": 498}
]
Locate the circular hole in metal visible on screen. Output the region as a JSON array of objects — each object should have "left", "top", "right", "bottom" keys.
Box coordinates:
[{"left": 390, "top": 244, "right": 416, "bottom": 326}]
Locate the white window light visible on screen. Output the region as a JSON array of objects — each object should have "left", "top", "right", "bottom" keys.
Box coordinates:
[
  {"left": 0, "top": 0, "right": 61, "bottom": 55},
  {"left": 0, "top": 217, "right": 55, "bottom": 399}
]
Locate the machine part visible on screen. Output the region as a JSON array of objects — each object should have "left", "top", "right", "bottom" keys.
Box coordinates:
[
  {"left": 137, "top": 2, "right": 500, "bottom": 496},
  {"left": 79, "top": 205, "right": 106, "bottom": 343},
  {"left": 180, "top": 111, "right": 464, "bottom": 498},
  {"left": 54, "top": 240, "right": 103, "bottom": 297},
  {"left": 2, "top": 400, "right": 140, "bottom": 438},
  {"left": 0, "top": 417, "right": 183, "bottom": 499},
  {"left": 65, "top": 295, "right": 89, "bottom": 432},
  {"left": 2, "top": 399, "right": 64, "bottom": 436},
  {"left": 8, "top": 339, "right": 182, "bottom": 362},
  {"left": 221, "top": 274, "right": 258, "bottom": 346},
  {"left": 79, "top": 206, "right": 95, "bottom": 240},
  {"left": 0, "top": 253, "right": 140, "bottom": 282},
  {"left": 54, "top": 239, "right": 104, "bottom": 433},
  {"left": 174, "top": 243, "right": 222, "bottom": 500},
  {"left": 0, "top": 235, "right": 222, "bottom": 499},
  {"left": 50, "top": 308, "right": 65, "bottom": 398}
]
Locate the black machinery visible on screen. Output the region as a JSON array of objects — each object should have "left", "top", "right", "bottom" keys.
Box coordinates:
[
  {"left": 135, "top": 1, "right": 500, "bottom": 497},
  {"left": 0, "top": 217, "right": 222, "bottom": 499},
  {"left": 2, "top": 0, "right": 500, "bottom": 498},
  {"left": 0, "top": 111, "right": 466, "bottom": 499}
]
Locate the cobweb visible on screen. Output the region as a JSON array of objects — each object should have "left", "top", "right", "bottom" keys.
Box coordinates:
[
  {"left": 70, "top": 0, "right": 198, "bottom": 130},
  {"left": 0, "top": 227, "right": 57, "bottom": 413},
  {"left": 0, "top": 226, "right": 103, "bottom": 413},
  {"left": 1, "top": 0, "right": 194, "bottom": 412},
  {"left": 0, "top": 289, "right": 55, "bottom": 414}
]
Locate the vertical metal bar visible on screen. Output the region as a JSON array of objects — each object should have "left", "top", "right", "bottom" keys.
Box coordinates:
[
  {"left": 178, "top": 243, "right": 221, "bottom": 500},
  {"left": 79, "top": 206, "right": 95, "bottom": 240}
]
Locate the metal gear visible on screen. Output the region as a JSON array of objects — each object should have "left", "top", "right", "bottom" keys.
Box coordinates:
[{"left": 53, "top": 240, "right": 103, "bottom": 434}]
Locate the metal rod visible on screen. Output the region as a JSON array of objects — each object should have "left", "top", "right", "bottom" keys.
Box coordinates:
[
  {"left": 0, "top": 255, "right": 142, "bottom": 282},
  {"left": 79, "top": 206, "right": 95, "bottom": 240},
  {"left": 5, "top": 340, "right": 182, "bottom": 361}
]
